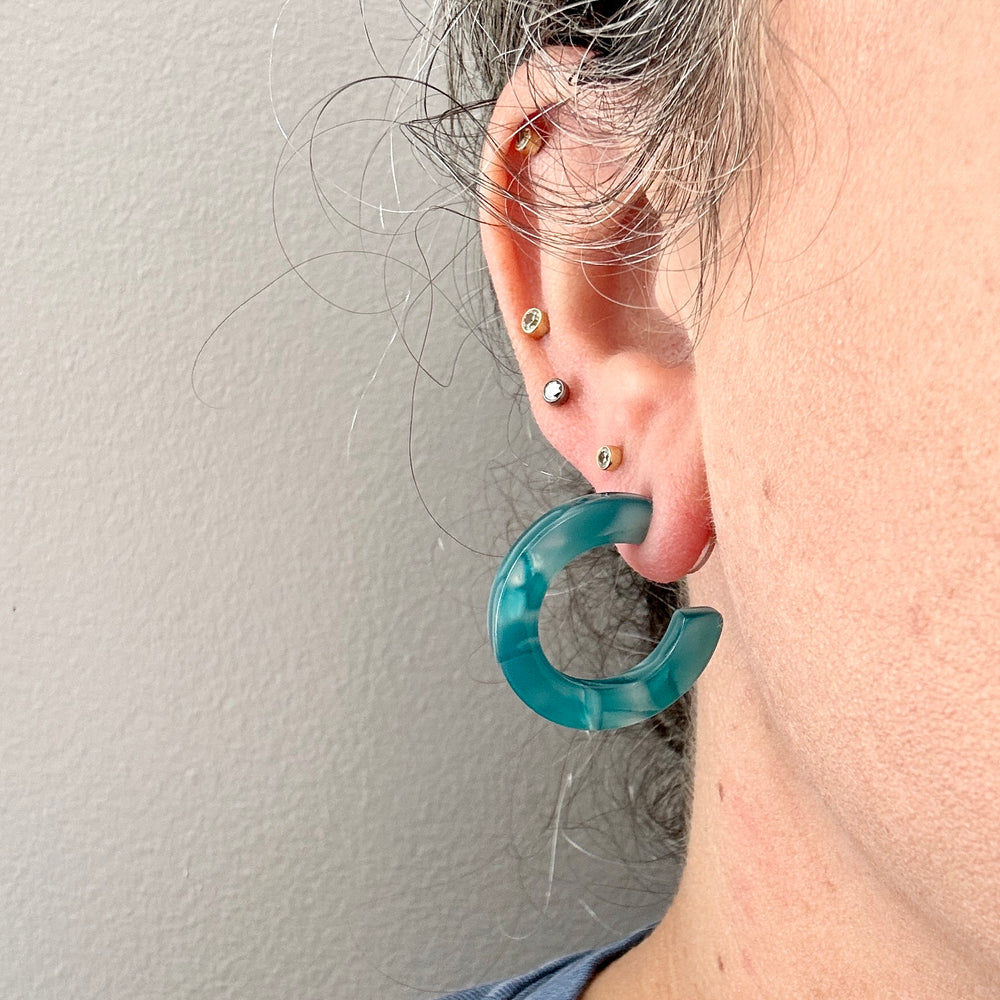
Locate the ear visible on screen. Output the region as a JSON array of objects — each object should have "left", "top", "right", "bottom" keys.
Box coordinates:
[{"left": 479, "top": 49, "right": 714, "bottom": 584}]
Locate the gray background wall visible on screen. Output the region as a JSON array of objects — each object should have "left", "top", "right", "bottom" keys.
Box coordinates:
[{"left": 0, "top": 2, "right": 670, "bottom": 996}]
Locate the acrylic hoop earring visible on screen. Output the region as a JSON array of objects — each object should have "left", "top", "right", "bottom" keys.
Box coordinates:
[{"left": 488, "top": 493, "right": 723, "bottom": 731}]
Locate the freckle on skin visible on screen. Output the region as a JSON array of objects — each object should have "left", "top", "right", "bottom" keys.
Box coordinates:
[
  {"left": 762, "top": 477, "right": 774, "bottom": 503},
  {"left": 717, "top": 955, "right": 725, "bottom": 973},
  {"left": 718, "top": 781, "right": 725, "bottom": 802}
]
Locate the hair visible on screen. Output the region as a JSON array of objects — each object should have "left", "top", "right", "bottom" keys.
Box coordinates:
[
  {"left": 393, "top": 0, "right": 770, "bottom": 864},
  {"left": 410, "top": 0, "right": 771, "bottom": 325}
]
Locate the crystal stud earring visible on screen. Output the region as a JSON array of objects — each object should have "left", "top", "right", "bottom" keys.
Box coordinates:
[
  {"left": 596, "top": 445, "right": 623, "bottom": 472},
  {"left": 542, "top": 378, "right": 568, "bottom": 405},
  {"left": 520, "top": 307, "right": 549, "bottom": 339},
  {"left": 513, "top": 124, "right": 543, "bottom": 157}
]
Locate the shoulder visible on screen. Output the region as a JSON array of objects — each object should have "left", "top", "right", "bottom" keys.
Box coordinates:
[{"left": 434, "top": 925, "right": 655, "bottom": 1000}]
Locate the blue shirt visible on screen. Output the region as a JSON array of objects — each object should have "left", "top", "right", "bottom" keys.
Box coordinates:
[{"left": 435, "top": 925, "right": 654, "bottom": 1000}]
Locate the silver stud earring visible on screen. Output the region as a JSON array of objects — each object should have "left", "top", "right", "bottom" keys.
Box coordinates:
[
  {"left": 520, "top": 307, "right": 549, "bottom": 339},
  {"left": 542, "top": 378, "right": 568, "bottom": 405},
  {"left": 596, "top": 445, "right": 623, "bottom": 472}
]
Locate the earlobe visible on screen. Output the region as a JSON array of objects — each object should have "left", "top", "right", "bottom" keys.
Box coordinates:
[{"left": 478, "top": 51, "right": 716, "bottom": 584}]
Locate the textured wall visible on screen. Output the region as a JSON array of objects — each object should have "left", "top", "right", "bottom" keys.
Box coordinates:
[{"left": 0, "top": 2, "right": 670, "bottom": 996}]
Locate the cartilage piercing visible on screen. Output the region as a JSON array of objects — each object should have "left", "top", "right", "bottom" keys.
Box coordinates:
[{"left": 513, "top": 124, "right": 543, "bottom": 157}]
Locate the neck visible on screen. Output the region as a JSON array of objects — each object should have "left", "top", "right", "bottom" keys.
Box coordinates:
[{"left": 585, "top": 573, "right": 997, "bottom": 1000}]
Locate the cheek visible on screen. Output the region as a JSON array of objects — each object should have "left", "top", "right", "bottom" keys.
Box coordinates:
[
  {"left": 699, "top": 302, "right": 1000, "bottom": 947},
  {"left": 699, "top": 227, "right": 1000, "bottom": 946},
  {"left": 695, "top": 0, "right": 1000, "bottom": 932},
  {"left": 698, "top": 3, "right": 1000, "bottom": 951}
]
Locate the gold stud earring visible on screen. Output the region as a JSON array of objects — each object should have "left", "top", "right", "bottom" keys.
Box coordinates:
[
  {"left": 513, "top": 124, "right": 543, "bottom": 157},
  {"left": 520, "top": 307, "right": 549, "bottom": 339},
  {"left": 596, "top": 445, "right": 623, "bottom": 472}
]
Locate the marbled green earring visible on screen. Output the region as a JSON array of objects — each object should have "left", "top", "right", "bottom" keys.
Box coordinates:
[{"left": 488, "top": 493, "right": 722, "bottom": 731}]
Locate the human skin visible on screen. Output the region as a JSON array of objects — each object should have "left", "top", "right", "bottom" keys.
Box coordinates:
[{"left": 481, "top": 2, "right": 1000, "bottom": 997}]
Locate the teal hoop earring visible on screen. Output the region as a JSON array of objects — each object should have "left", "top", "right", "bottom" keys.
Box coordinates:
[{"left": 488, "top": 493, "right": 723, "bottom": 731}]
